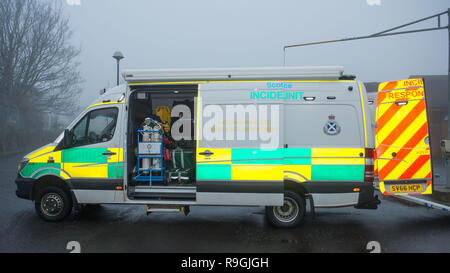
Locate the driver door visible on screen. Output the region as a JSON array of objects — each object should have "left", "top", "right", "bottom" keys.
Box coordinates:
[{"left": 63, "top": 107, "right": 121, "bottom": 182}]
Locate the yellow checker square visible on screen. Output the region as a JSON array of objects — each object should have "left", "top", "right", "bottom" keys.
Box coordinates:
[
  {"left": 284, "top": 165, "right": 311, "bottom": 182},
  {"left": 29, "top": 151, "right": 62, "bottom": 163},
  {"left": 311, "top": 148, "right": 364, "bottom": 165},
  {"left": 106, "top": 148, "right": 122, "bottom": 162},
  {"left": 231, "top": 165, "right": 283, "bottom": 181},
  {"left": 28, "top": 146, "right": 57, "bottom": 160},
  {"left": 197, "top": 148, "right": 231, "bottom": 164},
  {"left": 64, "top": 163, "right": 108, "bottom": 178}
]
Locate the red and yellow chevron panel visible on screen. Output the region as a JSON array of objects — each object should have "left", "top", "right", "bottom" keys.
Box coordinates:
[{"left": 375, "top": 78, "right": 432, "bottom": 195}]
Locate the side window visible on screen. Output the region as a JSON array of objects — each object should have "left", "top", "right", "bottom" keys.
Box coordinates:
[
  {"left": 87, "top": 108, "right": 118, "bottom": 144},
  {"left": 284, "top": 104, "right": 362, "bottom": 147},
  {"left": 72, "top": 115, "right": 88, "bottom": 146},
  {"left": 70, "top": 108, "right": 118, "bottom": 147}
]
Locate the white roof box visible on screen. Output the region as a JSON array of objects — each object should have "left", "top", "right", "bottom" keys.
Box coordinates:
[{"left": 123, "top": 66, "right": 345, "bottom": 83}]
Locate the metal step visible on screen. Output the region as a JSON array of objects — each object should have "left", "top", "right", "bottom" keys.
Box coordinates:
[
  {"left": 131, "top": 186, "right": 196, "bottom": 201},
  {"left": 145, "top": 204, "right": 190, "bottom": 215}
]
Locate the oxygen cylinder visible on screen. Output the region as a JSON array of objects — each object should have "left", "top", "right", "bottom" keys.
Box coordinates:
[
  {"left": 142, "top": 122, "right": 151, "bottom": 174},
  {"left": 149, "top": 122, "right": 162, "bottom": 169}
]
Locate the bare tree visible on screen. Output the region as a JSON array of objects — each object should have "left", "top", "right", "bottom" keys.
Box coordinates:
[
  {"left": 0, "top": 0, "right": 82, "bottom": 154},
  {"left": 0, "top": 0, "right": 82, "bottom": 114}
]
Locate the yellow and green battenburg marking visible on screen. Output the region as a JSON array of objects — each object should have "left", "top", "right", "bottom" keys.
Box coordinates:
[
  {"left": 196, "top": 148, "right": 365, "bottom": 181},
  {"left": 21, "top": 147, "right": 124, "bottom": 179},
  {"left": 22, "top": 145, "right": 364, "bottom": 182}
]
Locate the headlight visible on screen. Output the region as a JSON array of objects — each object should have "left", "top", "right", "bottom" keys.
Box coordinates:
[{"left": 18, "top": 158, "right": 29, "bottom": 173}]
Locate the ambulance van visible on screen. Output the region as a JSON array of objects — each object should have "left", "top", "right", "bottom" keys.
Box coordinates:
[{"left": 15, "top": 66, "right": 430, "bottom": 227}]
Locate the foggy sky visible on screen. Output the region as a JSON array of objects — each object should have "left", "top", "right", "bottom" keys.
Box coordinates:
[{"left": 61, "top": 0, "right": 449, "bottom": 109}]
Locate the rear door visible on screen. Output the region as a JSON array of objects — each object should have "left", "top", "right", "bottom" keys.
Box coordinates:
[{"left": 375, "top": 78, "right": 432, "bottom": 195}]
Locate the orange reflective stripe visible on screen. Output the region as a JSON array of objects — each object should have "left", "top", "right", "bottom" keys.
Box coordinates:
[
  {"left": 378, "top": 122, "right": 428, "bottom": 178},
  {"left": 378, "top": 100, "right": 426, "bottom": 150},
  {"left": 380, "top": 81, "right": 399, "bottom": 91},
  {"left": 376, "top": 119, "right": 427, "bottom": 158},
  {"left": 377, "top": 81, "right": 398, "bottom": 105},
  {"left": 398, "top": 155, "right": 430, "bottom": 180},
  {"left": 377, "top": 87, "right": 423, "bottom": 133},
  {"left": 377, "top": 103, "right": 400, "bottom": 133}
]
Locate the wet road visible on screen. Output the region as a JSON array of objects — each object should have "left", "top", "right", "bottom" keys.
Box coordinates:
[{"left": 1, "top": 154, "right": 449, "bottom": 253}]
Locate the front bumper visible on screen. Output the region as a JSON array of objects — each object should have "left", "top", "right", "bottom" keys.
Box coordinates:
[{"left": 15, "top": 175, "right": 34, "bottom": 200}]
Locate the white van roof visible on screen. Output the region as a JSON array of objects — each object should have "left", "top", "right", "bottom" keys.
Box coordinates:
[{"left": 122, "top": 66, "right": 345, "bottom": 83}]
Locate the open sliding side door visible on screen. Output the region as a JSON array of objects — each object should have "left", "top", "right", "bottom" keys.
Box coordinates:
[{"left": 375, "top": 78, "right": 433, "bottom": 195}]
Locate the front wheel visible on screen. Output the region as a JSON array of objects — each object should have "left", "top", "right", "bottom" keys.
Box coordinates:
[
  {"left": 266, "top": 191, "right": 305, "bottom": 228},
  {"left": 35, "top": 186, "right": 73, "bottom": 222}
]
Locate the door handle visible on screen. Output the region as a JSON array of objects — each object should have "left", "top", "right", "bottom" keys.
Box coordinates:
[
  {"left": 199, "top": 150, "right": 214, "bottom": 156},
  {"left": 102, "top": 151, "right": 116, "bottom": 156}
]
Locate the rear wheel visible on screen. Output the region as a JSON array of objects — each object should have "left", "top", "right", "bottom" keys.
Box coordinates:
[
  {"left": 266, "top": 191, "right": 305, "bottom": 228},
  {"left": 35, "top": 186, "right": 72, "bottom": 222}
]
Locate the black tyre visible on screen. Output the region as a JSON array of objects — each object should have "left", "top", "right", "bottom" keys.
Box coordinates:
[
  {"left": 35, "top": 186, "right": 73, "bottom": 222},
  {"left": 266, "top": 190, "right": 306, "bottom": 228}
]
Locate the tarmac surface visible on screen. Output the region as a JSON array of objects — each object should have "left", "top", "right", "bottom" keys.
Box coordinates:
[
  {"left": 413, "top": 159, "right": 450, "bottom": 206},
  {"left": 1, "top": 153, "right": 449, "bottom": 253}
]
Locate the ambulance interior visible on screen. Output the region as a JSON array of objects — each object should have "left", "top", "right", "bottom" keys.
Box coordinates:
[{"left": 127, "top": 85, "right": 197, "bottom": 190}]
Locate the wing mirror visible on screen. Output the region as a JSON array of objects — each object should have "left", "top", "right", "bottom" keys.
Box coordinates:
[{"left": 63, "top": 129, "right": 72, "bottom": 148}]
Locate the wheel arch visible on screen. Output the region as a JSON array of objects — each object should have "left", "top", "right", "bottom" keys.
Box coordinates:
[
  {"left": 31, "top": 175, "right": 77, "bottom": 205},
  {"left": 283, "top": 179, "right": 308, "bottom": 197}
]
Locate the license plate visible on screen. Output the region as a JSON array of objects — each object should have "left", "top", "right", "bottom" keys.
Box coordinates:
[{"left": 389, "top": 184, "right": 423, "bottom": 193}]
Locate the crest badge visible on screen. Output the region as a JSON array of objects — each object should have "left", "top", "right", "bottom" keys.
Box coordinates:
[{"left": 323, "top": 114, "right": 341, "bottom": 135}]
